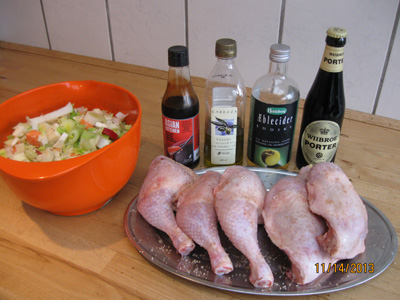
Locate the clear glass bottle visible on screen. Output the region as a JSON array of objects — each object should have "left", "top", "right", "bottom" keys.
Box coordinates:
[
  {"left": 162, "top": 45, "right": 200, "bottom": 168},
  {"left": 204, "top": 38, "right": 246, "bottom": 167},
  {"left": 296, "top": 27, "right": 347, "bottom": 169},
  {"left": 247, "top": 44, "right": 300, "bottom": 169}
]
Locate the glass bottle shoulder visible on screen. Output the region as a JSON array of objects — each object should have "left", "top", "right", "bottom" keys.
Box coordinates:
[
  {"left": 206, "top": 59, "right": 245, "bottom": 87},
  {"left": 252, "top": 72, "right": 299, "bottom": 105}
]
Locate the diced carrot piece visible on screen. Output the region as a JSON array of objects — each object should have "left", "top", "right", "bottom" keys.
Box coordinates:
[
  {"left": 79, "top": 119, "right": 94, "bottom": 128},
  {"left": 26, "top": 130, "right": 41, "bottom": 147}
]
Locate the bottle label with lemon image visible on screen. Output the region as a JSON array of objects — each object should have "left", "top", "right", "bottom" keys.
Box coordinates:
[{"left": 247, "top": 97, "right": 299, "bottom": 168}]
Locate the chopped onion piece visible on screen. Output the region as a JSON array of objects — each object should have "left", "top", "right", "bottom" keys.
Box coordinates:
[
  {"left": 30, "top": 102, "right": 73, "bottom": 130},
  {"left": 115, "top": 112, "right": 128, "bottom": 120},
  {"left": 95, "top": 122, "right": 107, "bottom": 128},
  {"left": 12, "top": 124, "right": 27, "bottom": 137},
  {"left": 12, "top": 152, "right": 29, "bottom": 162},
  {"left": 53, "top": 132, "right": 68, "bottom": 148},
  {"left": 10, "top": 137, "right": 19, "bottom": 147},
  {"left": 97, "top": 136, "right": 112, "bottom": 148}
]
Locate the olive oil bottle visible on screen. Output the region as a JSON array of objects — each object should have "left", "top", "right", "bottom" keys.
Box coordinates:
[
  {"left": 204, "top": 39, "right": 246, "bottom": 167},
  {"left": 296, "top": 27, "right": 347, "bottom": 169},
  {"left": 247, "top": 44, "right": 300, "bottom": 169}
]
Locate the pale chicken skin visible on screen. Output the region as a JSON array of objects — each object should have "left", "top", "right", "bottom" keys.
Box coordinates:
[
  {"left": 306, "top": 162, "right": 368, "bottom": 260},
  {"left": 137, "top": 156, "right": 198, "bottom": 256},
  {"left": 263, "top": 166, "right": 337, "bottom": 285},
  {"left": 176, "top": 171, "right": 233, "bottom": 275},
  {"left": 214, "top": 166, "right": 274, "bottom": 288}
]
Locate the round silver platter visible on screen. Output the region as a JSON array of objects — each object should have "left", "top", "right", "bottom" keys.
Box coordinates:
[{"left": 123, "top": 167, "right": 398, "bottom": 296}]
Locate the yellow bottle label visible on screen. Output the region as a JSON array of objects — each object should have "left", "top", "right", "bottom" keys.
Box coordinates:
[
  {"left": 320, "top": 46, "right": 344, "bottom": 73},
  {"left": 300, "top": 120, "right": 340, "bottom": 164}
]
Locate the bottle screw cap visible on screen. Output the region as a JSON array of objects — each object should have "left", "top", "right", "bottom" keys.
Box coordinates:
[
  {"left": 215, "top": 38, "right": 237, "bottom": 58},
  {"left": 168, "top": 45, "right": 189, "bottom": 67},
  {"left": 269, "top": 44, "right": 291, "bottom": 63}
]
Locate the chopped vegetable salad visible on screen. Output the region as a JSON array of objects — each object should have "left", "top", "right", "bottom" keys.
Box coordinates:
[{"left": 0, "top": 102, "right": 131, "bottom": 162}]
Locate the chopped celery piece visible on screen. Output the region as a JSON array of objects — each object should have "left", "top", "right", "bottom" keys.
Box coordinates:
[
  {"left": 56, "top": 126, "right": 66, "bottom": 134},
  {"left": 25, "top": 149, "right": 38, "bottom": 162},
  {"left": 79, "top": 130, "right": 98, "bottom": 151},
  {"left": 60, "top": 119, "right": 76, "bottom": 133},
  {"left": 0, "top": 149, "right": 6, "bottom": 157},
  {"left": 67, "top": 128, "right": 81, "bottom": 145}
]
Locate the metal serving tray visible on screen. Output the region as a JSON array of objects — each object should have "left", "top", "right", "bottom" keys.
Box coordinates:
[{"left": 124, "top": 167, "right": 398, "bottom": 296}]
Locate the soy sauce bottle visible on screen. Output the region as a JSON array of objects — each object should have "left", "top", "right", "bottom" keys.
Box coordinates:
[
  {"left": 162, "top": 45, "right": 200, "bottom": 168},
  {"left": 296, "top": 27, "right": 347, "bottom": 169}
]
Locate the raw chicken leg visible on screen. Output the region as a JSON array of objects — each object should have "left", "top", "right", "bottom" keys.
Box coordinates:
[
  {"left": 176, "top": 171, "right": 233, "bottom": 275},
  {"left": 306, "top": 162, "right": 368, "bottom": 260},
  {"left": 137, "top": 156, "right": 197, "bottom": 256},
  {"left": 263, "top": 166, "right": 337, "bottom": 285},
  {"left": 214, "top": 166, "right": 274, "bottom": 288}
]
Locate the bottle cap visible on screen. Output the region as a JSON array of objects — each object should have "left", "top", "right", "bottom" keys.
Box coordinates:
[
  {"left": 168, "top": 45, "right": 189, "bottom": 67},
  {"left": 327, "top": 27, "right": 347, "bottom": 39},
  {"left": 269, "top": 44, "right": 291, "bottom": 63},
  {"left": 215, "top": 38, "right": 237, "bottom": 58}
]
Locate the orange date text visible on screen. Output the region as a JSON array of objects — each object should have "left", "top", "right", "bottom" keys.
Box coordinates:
[{"left": 315, "top": 262, "right": 374, "bottom": 274}]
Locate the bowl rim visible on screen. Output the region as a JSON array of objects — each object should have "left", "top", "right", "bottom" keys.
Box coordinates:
[{"left": 0, "top": 80, "right": 142, "bottom": 181}]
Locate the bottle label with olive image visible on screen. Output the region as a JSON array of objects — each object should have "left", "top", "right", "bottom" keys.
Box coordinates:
[
  {"left": 300, "top": 120, "right": 340, "bottom": 164},
  {"left": 247, "top": 97, "right": 299, "bottom": 167},
  {"left": 211, "top": 107, "right": 237, "bottom": 164}
]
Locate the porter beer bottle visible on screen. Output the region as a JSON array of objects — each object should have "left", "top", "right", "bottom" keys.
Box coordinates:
[{"left": 296, "top": 27, "right": 347, "bottom": 168}]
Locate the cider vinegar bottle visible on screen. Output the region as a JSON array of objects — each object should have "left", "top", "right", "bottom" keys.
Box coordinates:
[
  {"left": 247, "top": 44, "right": 300, "bottom": 169},
  {"left": 296, "top": 27, "right": 347, "bottom": 169}
]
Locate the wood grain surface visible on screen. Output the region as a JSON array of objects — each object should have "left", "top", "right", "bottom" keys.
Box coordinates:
[{"left": 0, "top": 42, "right": 399, "bottom": 300}]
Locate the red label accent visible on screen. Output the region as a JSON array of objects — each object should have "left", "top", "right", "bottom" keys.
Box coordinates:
[{"left": 162, "top": 114, "right": 199, "bottom": 165}]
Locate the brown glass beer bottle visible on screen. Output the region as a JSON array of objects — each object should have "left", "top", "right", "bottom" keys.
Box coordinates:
[{"left": 296, "top": 27, "right": 347, "bottom": 168}]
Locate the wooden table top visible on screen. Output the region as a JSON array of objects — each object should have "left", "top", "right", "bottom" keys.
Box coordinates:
[{"left": 0, "top": 42, "right": 399, "bottom": 300}]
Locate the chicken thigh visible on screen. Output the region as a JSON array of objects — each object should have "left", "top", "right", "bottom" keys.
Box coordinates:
[
  {"left": 306, "top": 162, "right": 368, "bottom": 260},
  {"left": 176, "top": 171, "right": 233, "bottom": 275},
  {"left": 214, "top": 166, "right": 274, "bottom": 288},
  {"left": 263, "top": 166, "right": 337, "bottom": 284},
  {"left": 137, "top": 156, "right": 198, "bottom": 256}
]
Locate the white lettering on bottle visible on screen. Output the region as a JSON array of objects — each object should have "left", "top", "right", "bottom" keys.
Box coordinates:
[{"left": 165, "top": 119, "right": 180, "bottom": 133}]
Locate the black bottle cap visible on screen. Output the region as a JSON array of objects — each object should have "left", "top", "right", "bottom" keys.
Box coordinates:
[{"left": 168, "top": 45, "right": 189, "bottom": 67}]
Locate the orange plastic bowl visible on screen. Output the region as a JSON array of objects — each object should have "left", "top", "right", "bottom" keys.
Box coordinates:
[{"left": 0, "top": 81, "right": 141, "bottom": 216}]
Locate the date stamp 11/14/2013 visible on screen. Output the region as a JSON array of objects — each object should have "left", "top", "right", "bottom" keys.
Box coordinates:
[{"left": 315, "top": 262, "right": 375, "bottom": 274}]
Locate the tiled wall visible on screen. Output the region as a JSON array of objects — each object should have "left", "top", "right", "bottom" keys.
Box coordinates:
[{"left": 1, "top": 0, "right": 399, "bottom": 120}]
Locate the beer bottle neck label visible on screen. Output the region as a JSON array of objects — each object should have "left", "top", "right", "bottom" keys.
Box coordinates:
[
  {"left": 300, "top": 120, "right": 340, "bottom": 164},
  {"left": 320, "top": 46, "right": 344, "bottom": 73}
]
